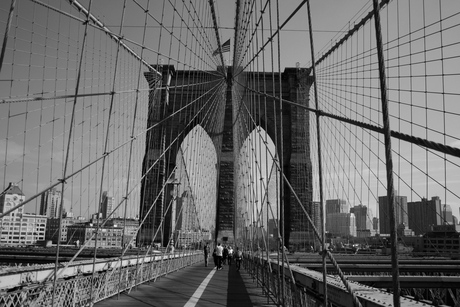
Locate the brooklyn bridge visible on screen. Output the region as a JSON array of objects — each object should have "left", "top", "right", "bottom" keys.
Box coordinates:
[{"left": 0, "top": 0, "right": 460, "bottom": 306}]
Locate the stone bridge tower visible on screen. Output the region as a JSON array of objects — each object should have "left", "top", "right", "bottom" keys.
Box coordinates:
[{"left": 139, "top": 65, "right": 315, "bottom": 247}]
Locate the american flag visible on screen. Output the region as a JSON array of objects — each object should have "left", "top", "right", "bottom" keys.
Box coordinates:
[{"left": 213, "top": 39, "right": 230, "bottom": 56}]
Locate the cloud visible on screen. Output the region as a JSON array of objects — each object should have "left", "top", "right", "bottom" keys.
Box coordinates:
[
  {"left": 450, "top": 140, "right": 460, "bottom": 149},
  {"left": 0, "top": 139, "right": 25, "bottom": 165}
]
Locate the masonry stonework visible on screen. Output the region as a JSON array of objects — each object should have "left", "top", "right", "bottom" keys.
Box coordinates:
[{"left": 140, "top": 66, "right": 315, "bottom": 247}]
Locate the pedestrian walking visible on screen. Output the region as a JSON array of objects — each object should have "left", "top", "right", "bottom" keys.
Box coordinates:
[
  {"left": 227, "top": 246, "right": 234, "bottom": 265},
  {"left": 204, "top": 243, "right": 210, "bottom": 267},
  {"left": 213, "top": 247, "right": 218, "bottom": 268},
  {"left": 216, "top": 243, "right": 223, "bottom": 270},
  {"left": 222, "top": 245, "right": 228, "bottom": 265},
  {"left": 235, "top": 247, "right": 242, "bottom": 270}
]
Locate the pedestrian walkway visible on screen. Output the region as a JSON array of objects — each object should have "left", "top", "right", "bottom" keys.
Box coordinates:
[{"left": 95, "top": 261, "right": 276, "bottom": 307}]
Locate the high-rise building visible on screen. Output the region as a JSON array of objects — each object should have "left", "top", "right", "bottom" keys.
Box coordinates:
[
  {"left": 378, "top": 193, "right": 409, "bottom": 235},
  {"left": 350, "top": 204, "right": 375, "bottom": 237},
  {"left": 40, "top": 188, "right": 62, "bottom": 218},
  {"left": 407, "top": 196, "right": 444, "bottom": 235},
  {"left": 101, "top": 191, "right": 114, "bottom": 219},
  {"left": 326, "top": 199, "right": 349, "bottom": 215},
  {"left": 310, "top": 201, "right": 322, "bottom": 233},
  {"left": 443, "top": 204, "right": 453, "bottom": 224},
  {"left": 372, "top": 217, "right": 380, "bottom": 235},
  {"left": 0, "top": 182, "right": 47, "bottom": 245},
  {"left": 326, "top": 212, "right": 356, "bottom": 237}
]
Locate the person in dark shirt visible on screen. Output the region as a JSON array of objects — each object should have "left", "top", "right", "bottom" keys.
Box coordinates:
[
  {"left": 203, "top": 243, "right": 210, "bottom": 267},
  {"left": 222, "top": 245, "right": 229, "bottom": 265},
  {"left": 235, "top": 247, "right": 243, "bottom": 270}
]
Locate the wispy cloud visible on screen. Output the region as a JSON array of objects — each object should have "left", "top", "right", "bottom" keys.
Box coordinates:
[
  {"left": 0, "top": 139, "right": 25, "bottom": 165},
  {"left": 450, "top": 140, "right": 460, "bottom": 149}
]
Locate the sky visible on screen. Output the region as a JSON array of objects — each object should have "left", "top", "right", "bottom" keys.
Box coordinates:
[
  {"left": 1, "top": 0, "right": 459, "bottom": 224},
  {"left": 214, "top": 0, "right": 373, "bottom": 69}
]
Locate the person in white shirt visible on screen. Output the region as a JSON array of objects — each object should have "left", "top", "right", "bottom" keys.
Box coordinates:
[
  {"left": 216, "top": 243, "right": 224, "bottom": 270},
  {"left": 227, "top": 246, "right": 234, "bottom": 265}
]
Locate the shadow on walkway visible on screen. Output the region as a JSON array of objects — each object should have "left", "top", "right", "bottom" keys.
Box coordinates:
[{"left": 95, "top": 262, "right": 276, "bottom": 307}]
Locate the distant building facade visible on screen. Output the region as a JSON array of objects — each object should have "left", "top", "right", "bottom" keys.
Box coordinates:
[
  {"left": 421, "top": 224, "right": 460, "bottom": 255},
  {"left": 0, "top": 183, "right": 47, "bottom": 245},
  {"left": 45, "top": 217, "right": 79, "bottom": 244},
  {"left": 378, "top": 194, "right": 410, "bottom": 235},
  {"left": 350, "top": 204, "right": 375, "bottom": 238},
  {"left": 326, "top": 212, "right": 356, "bottom": 237},
  {"left": 444, "top": 204, "right": 453, "bottom": 224},
  {"left": 67, "top": 223, "right": 125, "bottom": 248},
  {"left": 40, "top": 188, "right": 62, "bottom": 218},
  {"left": 106, "top": 218, "right": 138, "bottom": 246},
  {"left": 407, "top": 196, "right": 444, "bottom": 236},
  {"left": 101, "top": 191, "right": 114, "bottom": 219},
  {"left": 67, "top": 217, "right": 139, "bottom": 248},
  {"left": 310, "top": 201, "right": 322, "bottom": 233},
  {"left": 326, "top": 199, "right": 348, "bottom": 215},
  {"left": 372, "top": 217, "right": 380, "bottom": 235}
]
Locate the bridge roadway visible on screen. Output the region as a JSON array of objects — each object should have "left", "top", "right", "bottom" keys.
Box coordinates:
[{"left": 95, "top": 261, "right": 276, "bottom": 307}]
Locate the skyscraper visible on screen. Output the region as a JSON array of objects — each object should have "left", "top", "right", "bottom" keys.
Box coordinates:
[
  {"left": 326, "top": 213, "right": 356, "bottom": 237},
  {"left": 40, "top": 188, "right": 62, "bottom": 218},
  {"left": 326, "top": 199, "right": 349, "bottom": 215},
  {"left": 350, "top": 204, "right": 375, "bottom": 237},
  {"left": 372, "top": 217, "right": 379, "bottom": 235},
  {"left": 378, "top": 193, "right": 409, "bottom": 235},
  {"left": 407, "top": 196, "right": 444, "bottom": 235},
  {"left": 444, "top": 204, "right": 453, "bottom": 225},
  {"left": 101, "top": 191, "right": 114, "bottom": 219}
]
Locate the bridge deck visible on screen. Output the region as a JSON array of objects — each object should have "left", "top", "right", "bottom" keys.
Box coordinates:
[{"left": 95, "top": 261, "right": 276, "bottom": 307}]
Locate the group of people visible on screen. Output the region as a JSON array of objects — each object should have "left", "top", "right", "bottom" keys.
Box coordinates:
[{"left": 203, "top": 243, "right": 243, "bottom": 271}]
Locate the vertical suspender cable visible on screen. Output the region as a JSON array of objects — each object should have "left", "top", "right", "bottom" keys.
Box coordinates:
[
  {"left": 91, "top": 0, "right": 128, "bottom": 304},
  {"left": 372, "top": 1, "right": 400, "bottom": 306},
  {"left": 117, "top": 0, "right": 152, "bottom": 299},
  {"left": 266, "top": 1, "right": 281, "bottom": 304},
  {"left": 52, "top": 0, "right": 94, "bottom": 306},
  {"left": 305, "top": 1, "right": 328, "bottom": 306},
  {"left": 274, "top": 1, "right": 288, "bottom": 304}
]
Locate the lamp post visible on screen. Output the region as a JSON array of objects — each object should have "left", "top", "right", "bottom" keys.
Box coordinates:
[{"left": 167, "top": 177, "right": 180, "bottom": 251}]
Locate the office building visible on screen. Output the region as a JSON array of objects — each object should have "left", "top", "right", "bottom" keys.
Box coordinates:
[
  {"left": 101, "top": 191, "right": 114, "bottom": 219},
  {"left": 326, "top": 212, "right": 356, "bottom": 237},
  {"left": 326, "top": 199, "right": 348, "bottom": 215},
  {"left": 45, "top": 217, "right": 79, "bottom": 244},
  {"left": 350, "top": 204, "right": 375, "bottom": 237},
  {"left": 0, "top": 183, "right": 47, "bottom": 245},
  {"left": 407, "top": 196, "right": 443, "bottom": 236},
  {"left": 378, "top": 193, "right": 410, "bottom": 235},
  {"left": 40, "top": 188, "right": 62, "bottom": 218}
]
